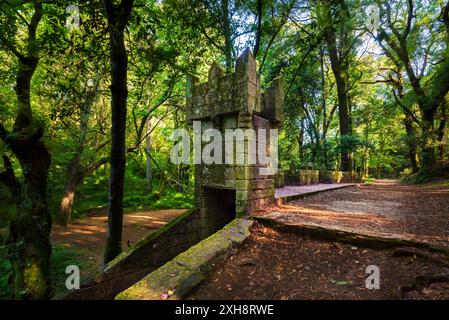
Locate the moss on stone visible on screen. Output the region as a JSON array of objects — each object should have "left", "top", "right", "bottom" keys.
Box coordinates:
[
  {"left": 115, "top": 218, "right": 253, "bottom": 300},
  {"left": 105, "top": 207, "right": 199, "bottom": 271}
]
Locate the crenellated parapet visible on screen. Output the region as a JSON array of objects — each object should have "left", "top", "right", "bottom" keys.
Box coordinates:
[{"left": 187, "top": 48, "right": 282, "bottom": 124}]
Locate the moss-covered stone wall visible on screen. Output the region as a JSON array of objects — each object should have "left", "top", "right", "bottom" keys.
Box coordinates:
[{"left": 61, "top": 206, "right": 233, "bottom": 300}]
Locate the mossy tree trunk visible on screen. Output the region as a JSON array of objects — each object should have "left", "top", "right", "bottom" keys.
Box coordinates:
[
  {"left": 0, "top": 1, "right": 53, "bottom": 299},
  {"left": 321, "top": 0, "right": 352, "bottom": 172}
]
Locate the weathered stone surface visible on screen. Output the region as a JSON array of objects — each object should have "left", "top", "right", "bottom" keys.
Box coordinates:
[
  {"left": 262, "top": 77, "right": 284, "bottom": 126},
  {"left": 116, "top": 218, "right": 253, "bottom": 300},
  {"left": 299, "top": 170, "right": 320, "bottom": 185},
  {"left": 188, "top": 49, "right": 283, "bottom": 249}
]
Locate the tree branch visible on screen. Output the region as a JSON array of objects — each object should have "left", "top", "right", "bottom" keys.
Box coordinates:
[
  {"left": 403, "top": 0, "right": 414, "bottom": 41},
  {"left": 392, "top": 89, "right": 420, "bottom": 125},
  {"left": 0, "top": 33, "right": 25, "bottom": 60},
  {"left": 440, "top": 1, "right": 449, "bottom": 34},
  {"left": 253, "top": 0, "right": 263, "bottom": 57}
]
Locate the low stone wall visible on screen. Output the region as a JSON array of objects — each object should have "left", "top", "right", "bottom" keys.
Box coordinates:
[
  {"left": 116, "top": 218, "right": 253, "bottom": 300},
  {"left": 352, "top": 172, "right": 363, "bottom": 183},
  {"left": 274, "top": 171, "right": 285, "bottom": 188},
  {"left": 61, "top": 207, "right": 236, "bottom": 300},
  {"left": 299, "top": 170, "right": 320, "bottom": 185},
  {"left": 284, "top": 170, "right": 364, "bottom": 185},
  {"left": 319, "top": 171, "right": 343, "bottom": 183},
  {"left": 341, "top": 171, "right": 363, "bottom": 183}
]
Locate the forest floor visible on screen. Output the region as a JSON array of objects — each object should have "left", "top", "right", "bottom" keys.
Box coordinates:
[
  {"left": 260, "top": 180, "right": 449, "bottom": 246},
  {"left": 189, "top": 180, "right": 449, "bottom": 300},
  {"left": 51, "top": 209, "right": 186, "bottom": 266}
]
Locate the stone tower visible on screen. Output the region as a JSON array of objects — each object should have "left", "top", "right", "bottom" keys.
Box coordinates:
[{"left": 186, "top": 48, "right": 283, "bottom": 233}]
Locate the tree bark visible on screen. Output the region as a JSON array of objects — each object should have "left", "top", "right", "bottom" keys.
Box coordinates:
[
  {"left": 58, "top": 77, "right": 100, "bottom": 227},
  {"left": 59, "top": 157, "right": 81, "bottom": 228},
  {"left": 0, "top": 1, "right": 53, "bottom": 299},
  {"left": 396, "top": 70, "right": 420, "bottom": 172},
  {"left": 324, "top": 22, "right": 351, "bottom": 171},
  {"left": 103, "top": 0, "right": 134, "bottom": 264},
  {"left": 221, "top": 0, "right": 233, "bottom": 71},
  {"left": 404, "top": 115, "right": 420, "bottom": 172},
  {"left": 420, "top": 111, "right": 437, "bottom": 170},
  {"left": 436, "top": 101, "right": 447, "bottom": 160},
  {"left": 145, "top": 118, "right": 152, "bottom": 195},
  {"left": 253, "top": 0, "right": 263, "bottom": 57}
]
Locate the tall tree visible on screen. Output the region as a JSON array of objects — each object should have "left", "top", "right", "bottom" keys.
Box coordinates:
[
  {"left": 374, "top": 0, "right": 449, "bottom": 171},
  {"left": 58, "top": 75, "right": 109, "bottom": 227},
  {"left": 319, "top": 0, "right": 353, "bottom": 171},
  {"left": 103, "top": 0, "right": 134, "bottom": 264},
  {"left": 0, "top": 0, "right": 52, "bottom": 299}
]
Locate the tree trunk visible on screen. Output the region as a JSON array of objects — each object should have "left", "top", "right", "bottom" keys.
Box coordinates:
[
  {"left": 3, "top": 74, "right": 53, "bottom": 299},
  {"left": 436, "top": 102, "right": 447, "bottom": 160},
  {"left": 324, "top": 28, "right": 351, "bottom": 171},
  {"left": 8, "top": 138, "right": 52, "bottom": 300},
  {"left": 0, "top": 1, "right": 53, "bottom": 299},
  {"left": 58, "top": 157, "right": 81, "bottom": 228},
  {"left": 58, "top": 78, "right": 98, "bottom": 227},
  {"left": 222, "top": 0, "right": 233, "bottom": 71},
  {"left": 145, "top": 118, "right": 152, "bottom": 195},
  {"left": 103, "top": 0, "right": 134, "bottom": 264},
  {"left": 420, "top": 111, "right": 437, "bottom": 170},
  {"left": 298, "top": 120, "right": 305, "bottom": 167},
  {"left": 396, "top": 70, "right": 420, "bottom": 172},
  {"left": 404, "top": 115, "right": 419, "bottom": 172}
]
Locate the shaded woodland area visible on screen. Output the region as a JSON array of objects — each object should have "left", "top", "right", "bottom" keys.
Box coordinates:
[{"left": 0, "top": 0, "right": 448, "bottom": 300}]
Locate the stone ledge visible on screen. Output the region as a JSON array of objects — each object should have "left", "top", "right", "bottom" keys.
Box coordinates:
[{"left": 115, "top": 218, "right": 253, "bottom": 300}]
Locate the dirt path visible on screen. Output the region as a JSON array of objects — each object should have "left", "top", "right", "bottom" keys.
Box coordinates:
[
  {"left": 51, "top": 209, "right": 186, "bottom": 263},
  {"left": 189, "top": 224, "right": 449, "bottom": 300},
  {"left": 260, "top": 180, "right": 449, "bottom": 247},
  {"left": 188, "top": 181, "right": 449, "bottom": 300}
]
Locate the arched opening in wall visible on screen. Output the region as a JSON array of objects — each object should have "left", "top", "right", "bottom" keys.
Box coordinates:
[{"left": 202, "top": 187, "right": 236, "bottom": 234}]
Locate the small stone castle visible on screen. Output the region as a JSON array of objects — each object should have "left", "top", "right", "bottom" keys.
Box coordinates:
[{"left": 186, "top": 48, "right": 284, "bottom": 228}]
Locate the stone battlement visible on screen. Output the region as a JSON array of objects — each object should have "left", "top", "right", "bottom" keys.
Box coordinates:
[{"left": 187, "top": 48, "right": 283, "bottom": 126}]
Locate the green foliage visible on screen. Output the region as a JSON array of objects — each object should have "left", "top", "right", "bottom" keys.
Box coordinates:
[
  {"left": 122, "top": 191, "right": 194, "bottom": 210},
  {"left": 403, "top": 163, "right": 449, "bottom": 184}
]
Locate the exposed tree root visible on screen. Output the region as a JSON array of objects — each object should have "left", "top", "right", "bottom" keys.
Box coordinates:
[
  {"left": 393, "top": 247, "right": 449, "bottom": 267},
  {"left": 401, "top": 273, "right": 449, "bottom": 297},
  {"left": 254, "top": 217, "right": 449, "bottom": 256}
]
